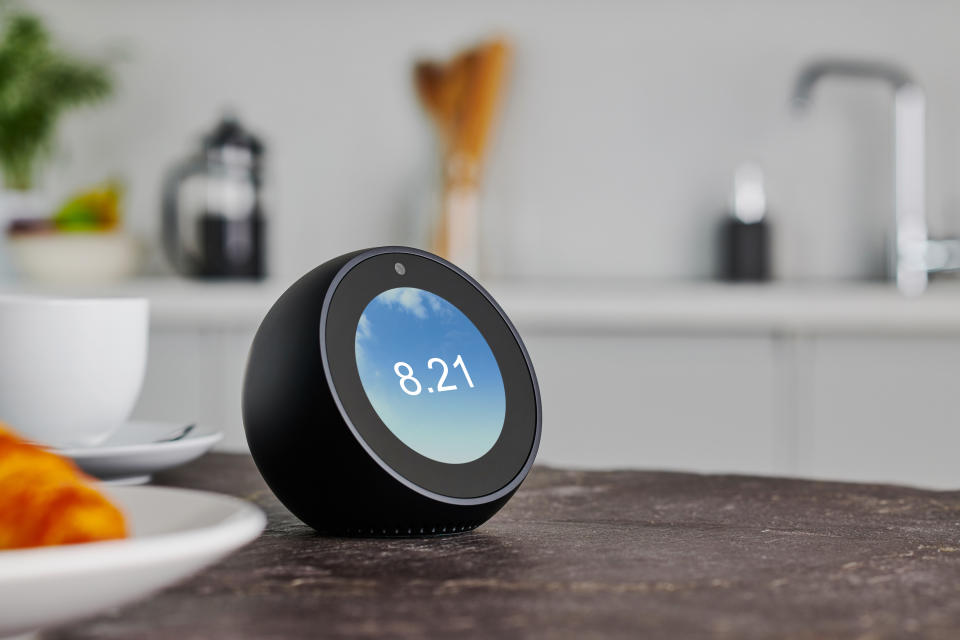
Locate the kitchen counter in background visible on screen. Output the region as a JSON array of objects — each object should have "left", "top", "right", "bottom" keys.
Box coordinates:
[
  {"left": 6, "top": 277, "right": 960, "bottom": 333},
  {"left": 4, "top": 278, "right": 960, "bottom": 490}
]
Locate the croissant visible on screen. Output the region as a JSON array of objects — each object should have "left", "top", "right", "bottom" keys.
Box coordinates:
[{"left": 0, "top": 423, "right": 127, "bottom": 549}]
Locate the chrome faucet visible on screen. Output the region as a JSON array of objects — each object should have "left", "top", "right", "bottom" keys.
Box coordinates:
[{"left": 792, "top": 59, "right": 960, "bottom": 295}]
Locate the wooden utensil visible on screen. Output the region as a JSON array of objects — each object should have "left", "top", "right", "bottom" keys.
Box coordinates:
[{"left": 414, "top": 38, "right": 511, "bottom": 271}]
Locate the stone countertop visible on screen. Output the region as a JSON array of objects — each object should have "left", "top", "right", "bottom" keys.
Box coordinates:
[{"left": 45, "top": 453, "right": 960, "bottom": 639}]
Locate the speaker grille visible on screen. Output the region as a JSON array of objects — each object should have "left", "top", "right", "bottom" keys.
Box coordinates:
[{"left": 314, "top": 521, "right": 482, "bottom": 538}]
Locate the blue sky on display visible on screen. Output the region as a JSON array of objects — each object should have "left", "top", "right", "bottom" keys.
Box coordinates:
[{"left": 355, "top": 287, "right": 506, "bottom": 464}]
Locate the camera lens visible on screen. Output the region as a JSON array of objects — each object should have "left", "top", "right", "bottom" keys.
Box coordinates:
[{"left": 394, "top": 262, "right": 406, "bottom": 276}]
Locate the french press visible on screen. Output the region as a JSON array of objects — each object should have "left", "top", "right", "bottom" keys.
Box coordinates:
[{"left": 162, "top": 117, "right": 266, "bottom": 278}]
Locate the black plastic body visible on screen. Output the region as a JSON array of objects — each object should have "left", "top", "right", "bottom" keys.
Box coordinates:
[
  {"left": 721, "top": 217, "right": 770, "bottom": 281},
  {"left": 242, "top": 247, "right": 540, "bottom": 537}
]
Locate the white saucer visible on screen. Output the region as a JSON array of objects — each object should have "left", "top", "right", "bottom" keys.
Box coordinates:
[
  {"left": 0, "top": 485, "right": 265, "bottom": 637},
  {"left": 56, "top": 421, "right": 223, "bottom": 484}
]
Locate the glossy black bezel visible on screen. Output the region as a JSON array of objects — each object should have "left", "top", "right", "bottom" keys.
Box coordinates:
[{"left": 320, "top": 247, "right": 540, "bottom": 501}]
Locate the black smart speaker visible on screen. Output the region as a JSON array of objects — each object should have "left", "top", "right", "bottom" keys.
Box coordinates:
[{"left": 242, "top": 246, "right": 541, "bottom": 537}]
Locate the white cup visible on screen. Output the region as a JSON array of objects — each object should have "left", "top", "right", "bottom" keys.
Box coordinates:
[{"left": 0, "top": 296, "right": 148, "bottom": 448}]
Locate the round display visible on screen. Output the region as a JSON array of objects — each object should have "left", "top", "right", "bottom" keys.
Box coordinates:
[
  {"left": 322, "top": 249, "right": 540, "bottom": 500},
  {"left": 354, "top": 287, "right": 506, "bottom": 464}
]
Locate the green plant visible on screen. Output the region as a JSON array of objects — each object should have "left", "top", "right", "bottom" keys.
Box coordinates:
[{"left": 0, "top": 12, "right": 112, "bottom": 191}]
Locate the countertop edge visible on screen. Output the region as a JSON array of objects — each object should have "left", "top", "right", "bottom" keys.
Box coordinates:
[{"left": 6, "top": 278, "right": 960, "bottom": 334}]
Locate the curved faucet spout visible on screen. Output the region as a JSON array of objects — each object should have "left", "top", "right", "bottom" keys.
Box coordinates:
[
  {"left": 792, "top": 59, "right": 915, "bottom": 109},
  {"left": 791, "top": 58, "right": 929, "bottom": 295}
]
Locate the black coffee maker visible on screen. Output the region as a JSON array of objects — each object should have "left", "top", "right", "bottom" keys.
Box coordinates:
[{"left": 163, "top": 117, "right": 266, "bottom": 278}]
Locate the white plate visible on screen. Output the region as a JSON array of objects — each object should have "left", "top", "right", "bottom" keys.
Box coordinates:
[
  {"left": 0, "top": 485, "right": 265, "bottom": 637},
  {"left": 56, "top": 421, "right": 223, "bottom": 484}
]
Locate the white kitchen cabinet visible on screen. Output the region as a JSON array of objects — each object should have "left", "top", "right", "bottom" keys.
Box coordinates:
[
  {"left": 132, "top": 329, "right": 256, "bottom": 452},
  {"left": 132, "top": 331, "right": 210, "bottom": 432},
  {"left": 523, "top": 333, "right": 781, "bottom": 475},
  {"left": 801, "top": 336, "right": 960, "bottom": 489},
  {"left": 50, "top": 279, "right": 960, "bottom": 490}
]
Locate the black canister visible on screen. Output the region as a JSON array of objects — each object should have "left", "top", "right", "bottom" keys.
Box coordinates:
[
  {"left": 722, "top": 218, "right": 769, "bottom": 281},
  {"left": 720, "top": 163, "right": 770, "bottom": 281}
]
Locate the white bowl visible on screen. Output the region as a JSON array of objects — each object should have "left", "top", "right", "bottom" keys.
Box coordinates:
[
  {"left": 0, "top": 485, "right": 266, "bottom": 637},
  {"left": 0, "top": 296, "right": 148, "bottom": 447},
  {"left": 7, "top": 232, "right": 141, "bottom": 284}
]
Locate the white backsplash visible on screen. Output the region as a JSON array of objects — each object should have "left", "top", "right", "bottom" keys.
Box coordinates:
[{"left": 26, "top": 0, "right": 960, "bottom": 283}]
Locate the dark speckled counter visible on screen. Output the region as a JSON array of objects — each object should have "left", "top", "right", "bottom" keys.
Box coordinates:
[{"left": 45, "top": 453, "right": 960, "bottom": 639}]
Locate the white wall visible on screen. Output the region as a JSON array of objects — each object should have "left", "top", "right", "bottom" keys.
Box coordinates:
[{"left": 27, "top": 0, "right": 960, "bottom": 283}]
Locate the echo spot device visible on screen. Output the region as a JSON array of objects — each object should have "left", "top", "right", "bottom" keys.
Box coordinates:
[{"left": 242, "top": 246, "right": 541, "bottom": 537}]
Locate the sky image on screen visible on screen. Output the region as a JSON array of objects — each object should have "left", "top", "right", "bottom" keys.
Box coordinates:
[{"left": 355, "top": 287, "right": 506, "bottom": 464}]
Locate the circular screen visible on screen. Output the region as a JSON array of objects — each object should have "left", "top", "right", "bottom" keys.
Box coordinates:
[
  {"left": 355, "top": 287, "right": 506, "bottom": 464},
  {"left": 323, "top": 248, "right": 540, "bottom": 500}
]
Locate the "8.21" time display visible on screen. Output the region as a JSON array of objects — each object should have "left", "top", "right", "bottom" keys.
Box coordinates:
[{"left": 393, "top": 355, "right": 475, "bottom": 396}]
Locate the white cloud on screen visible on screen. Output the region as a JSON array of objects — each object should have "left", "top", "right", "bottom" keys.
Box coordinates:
[
  {"left": 376, "top": 287, "right": 428, "bottom": 318},
  {"left": 355, "top": 342, "right": 367, "bottom": 367},
  {"left": 357, "top": 313, "right": 372, "bottom": 340}
]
